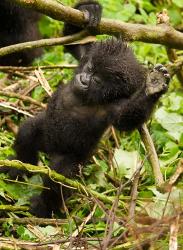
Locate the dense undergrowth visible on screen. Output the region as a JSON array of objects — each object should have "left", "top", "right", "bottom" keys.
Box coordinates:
[{"left": 0, "top": 0, "right": 183, "bottom": 249}]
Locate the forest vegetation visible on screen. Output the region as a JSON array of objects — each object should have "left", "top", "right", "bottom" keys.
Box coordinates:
[{"left": 0, "top": 0, "right": 182, "bottom": 249}]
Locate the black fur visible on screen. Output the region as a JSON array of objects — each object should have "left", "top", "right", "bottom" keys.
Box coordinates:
[
  {"left": 0, "top": 0, "right": 42, "bottom": 66},
  {"left": 5, "top": 1, "right": 170, "bottom": 217},
  {"left": 63, "top": 0, "right": 102, "bottom": 60}
]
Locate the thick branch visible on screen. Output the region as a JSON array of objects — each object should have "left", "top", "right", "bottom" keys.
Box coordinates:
[
  {"left": 0, "top": 160, "right": 120, "bottom": 207},
  {"left": 0, "top": 205, "right": 28, "bottom": 212},
  {"left": 10, "top": 0, "right": 183, "bottom": 49}
]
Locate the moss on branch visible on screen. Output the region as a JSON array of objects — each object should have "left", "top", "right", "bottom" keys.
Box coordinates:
[
  {"left": 0, "top": 160, "right": 121, "bottom": 207},
  {"left": 0, "top": 205, "right": 28, "bottom": 212}
]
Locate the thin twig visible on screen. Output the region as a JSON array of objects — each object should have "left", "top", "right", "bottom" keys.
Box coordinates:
[
  {"left": 0, "top": 64, "right": 77, "bottom": 72},
  {"left": 0, "top": 31, "right": 88, "bottom": 57},
  {"left": 64, "top": 205, "right": 97, "bottom": 249},
  {"left": 169, "top": 215, "right": 180, "bottom": 250},
  {"left": 0, "top": 217, "right": 67, "bottom": 226},
  {"left": 167, "top": 48, "right": 183, "bottom": 86},
  {"left": 0, "top": 102, "right": 33, "bottom": 117},
  {"left": 128, "top": 167, "right": 141, "bottom": 223},
  {"left": 168, "top": 159, "right": 183, "bottom": 186},
  {"left": 102, "top": 182, "right": 123, "bottom": 249},
  {"left": 111, "top": 126, "right": 120, "bottom": 148},
  {"left": 162, "top": 158, "right": 183, "bottom": 192},
  {"left": 35, "top": 69, "right": 53, "bottom": 96},
  {"left": 0, "top": 90, "right": 46, "bottom": 108}
]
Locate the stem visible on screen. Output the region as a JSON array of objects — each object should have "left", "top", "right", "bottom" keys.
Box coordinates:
[{"left": 139, "top": 124, "right": 164, "bottom": 187}]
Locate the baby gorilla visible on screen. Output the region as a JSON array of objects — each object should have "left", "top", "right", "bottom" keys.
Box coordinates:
[
  {"left": 0, "top": 0, "right": 42, "bottom": 65},
  {"left": 8, "top": 1, "right": 170, "bottom": 217}
]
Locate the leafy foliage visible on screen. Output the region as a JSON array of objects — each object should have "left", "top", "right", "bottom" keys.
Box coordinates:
[{"left": 0, "top": 0, "right": 183, "bottom": 249}]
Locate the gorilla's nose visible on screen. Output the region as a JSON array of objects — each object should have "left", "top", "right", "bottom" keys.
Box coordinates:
[{"left": 80, "top": 73, "right": 91, "bottom": 86}]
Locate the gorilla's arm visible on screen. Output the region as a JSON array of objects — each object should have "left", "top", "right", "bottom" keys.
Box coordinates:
[
  {"left": 63, "top": 0, "right": 102, "bottom": 60},
  {"left": 110, "top": 64, "right": 170, "bottom": 131}
]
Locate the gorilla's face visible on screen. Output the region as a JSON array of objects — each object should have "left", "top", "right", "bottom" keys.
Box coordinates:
[{"left": 72, "top": 39, "right": 146, "bottom": 105}]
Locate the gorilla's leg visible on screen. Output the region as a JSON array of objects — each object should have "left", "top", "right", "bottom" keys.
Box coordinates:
[{"left": 30, "top": 154, "right": 80, "bottom": 217}]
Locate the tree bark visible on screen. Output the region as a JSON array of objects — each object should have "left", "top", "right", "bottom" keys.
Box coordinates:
[{"left": 9, "top": 0, "right": 183, "bottom": 49}]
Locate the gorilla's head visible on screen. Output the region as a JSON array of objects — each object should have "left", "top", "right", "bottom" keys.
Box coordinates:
[{"left": 72, "top": 38, "right": 147, "bottom": 104}]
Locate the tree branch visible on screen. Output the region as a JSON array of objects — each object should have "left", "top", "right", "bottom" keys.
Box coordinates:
[
  {"left": 0, "top": 90, "right": 46, "bottom": 109},
  {"left": 0, "top": 160, "right": 122, "bottom": 208},
  {"left": 0, "top": 64, "right": 77, "bottom": 72},
  {"left": 166, "top": 48, "right": 183, "bottom": 85},
  {"left": 0, "top": 31, "right": 87, "bottom": 57},
  {"left": 0, "top": 205, "right": 28, "bottom": 212},
  {"left": 9, "top": 0, "right": 183, "bottom": 50},
  {"left": 139, "top": 124, "right": 164, "bottom": 187},
  {"left": 0, "top": 217, "right": 67, "bottom": 226}
]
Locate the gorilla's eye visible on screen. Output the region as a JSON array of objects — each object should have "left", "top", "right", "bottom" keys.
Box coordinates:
[
  {"left": 93, "top": 76, "right": 100, "bottom": 84},
  {"left": 116, "top": 75, "right": 121, "bottom": 81}
]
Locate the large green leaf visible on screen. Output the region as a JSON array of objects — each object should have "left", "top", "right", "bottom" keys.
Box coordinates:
[
  {"left": 155, "top": 107, "right": 183, "bottom": 141},
  {"left": 112, "top": 149, "right": 139, "bottom": 179},
  {"left": 144, "top": 187, "right": 183, "bottom": 219},
  {"left": 160, "top": 141, "right": 181, "bottom": 166},
  {"left": 172, "top": 0, "right": 183, "bottom": 8}
]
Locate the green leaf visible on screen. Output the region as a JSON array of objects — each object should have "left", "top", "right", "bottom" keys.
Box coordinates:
[
  {"left": 155, "top": 107, "right": 183, "bottom": 141},
  {"left": 31, "top": 86, "right": 45, "bottom": 102},
  {"left": 103, "top": 2, "right": 136, "bottom": 22},
  {"left": 162, "top": 92, "right": 183, "bottom": 113},
  {"left": 141, "top": 0, "right": 156, "bottom": 12},
  {"left": 148, "top": 12, "right": 156, "bottom": 24},
  {"left": 179, "top": 133, "right": 183, "bottom": 149},
  {"left": 37, "top": 225, "right": 58, "bottom": 236},
  {"left": 172, "top": 0, "right": 183, "bottom": 8},
  {"left": 139, "top": 190, "right": 153, "bottom": 198},
  {"left": 0, "top": 175, "right": 42, "bottom": 201},
  {"left": 122, "top": 3, "right": 136, "bottom": 17},
  {"left": 145, "top": 188, "right": 183, "bottom": 219},
  {"left": 168, "top": 7, "right": 182, "bottom": 25},
  {"left": 160, "top": 141, "right": 180, "bottom": 166},
  {"left": 139, "top": 8, "right": 148, "bottom": 23},
  {"left": 151, "top": 124, "right": 170, "bottom": 151},
  {"left": 112, "top": 149, "right": 139, "bottom": 179},
  {"left": 84, "top": 161, "right": 108, "bottom": 187},
  {"left": 17, "top": 225, "right": 35, "bottom": 240}
]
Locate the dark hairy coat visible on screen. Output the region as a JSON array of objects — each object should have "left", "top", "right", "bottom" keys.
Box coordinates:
[
  {"left": 0, "top": 0, "right": 42, "bottom": 65},
  {"left": 2, "top": 0, "right": 170, "bottom": 217}
]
